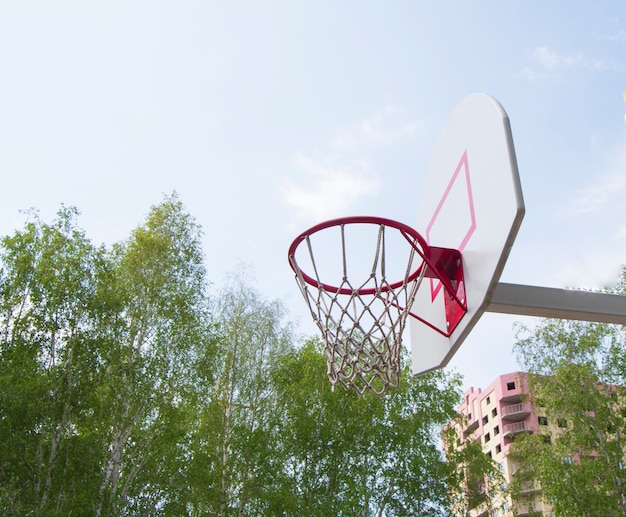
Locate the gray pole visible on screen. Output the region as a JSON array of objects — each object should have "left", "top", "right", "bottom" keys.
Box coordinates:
[{"left": 488, "top": 283, "right": 626, "bottom": 324}]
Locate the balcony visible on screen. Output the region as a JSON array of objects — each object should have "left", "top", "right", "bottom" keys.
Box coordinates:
[
  {"left": 464, "top": 416, "right": 479, "bottom": 435},
  {"left": 500, "top": 379, "right": 523, "bottom": 402},
  {"left": 503, "top": 421, "right": 531, "bottom": 437},
  {"left": 518, "top": 480, "right": 540, "bottom": 495},
  {"left": 501, "top": 402, "right": 531, "bottom": 421},
  {"left": 514, "top": 501, "right": 546, "bottom": 516},
  {"left": 500, "top": 391, "right": 522, "bottom": 403}
]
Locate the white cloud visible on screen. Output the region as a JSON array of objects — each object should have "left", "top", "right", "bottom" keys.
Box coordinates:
[
  {"left": 532, "top": 47, "right": 567, "bottom": 70},
  {"left": 570, "top": 144, "right": 626, "bottom": 215},
  {"left": 521, "top": 66, "right": 550, "bottom": 81},
  {"left": 570, "top": 175, "right": 626, "bottom": 214},
  {"left": 332, "top": 105, "right": 423, "bottom": 151},
  {"left": 561, "top": 147, "right": 626, "bottom": 289},
  {"left": 556, "top": 254, "right": 624, "bottom": 290},
  {"left": 281, "top": 105, "right": 420, "bottom": 230},
  {"left": 614, "top": 224, "right": 626, "bottom": 240},
  {"left": 597, "top": 29, "right": 626, "bottom": 43},
  {"left": 281, "top": 154, "right": 380, "bottom": 230},
  {"left": 524, "top": 46, "right": 624, "bottom": 80}
]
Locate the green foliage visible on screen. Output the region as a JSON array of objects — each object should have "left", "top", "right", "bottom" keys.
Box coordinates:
[
  {"left": 185, "top": 270, "right": 294, "bottom": 516},
  {"left": 269, "top": 342, "right": 462, "bottom": 516},
  {"left": 443, "top": 422, "right": 508, "bottom": 516},
  {"left": 0, "top": 195, "right": 465, "bottom": 516},
  {"left": 0, "top": 196, "right": 215, "bottom": 516},
  {"left": 0, "top": 205, "right": 107, "bottom": 516},
  {"left": 511, "top": 269, "right": 626, "bottom": 516}
]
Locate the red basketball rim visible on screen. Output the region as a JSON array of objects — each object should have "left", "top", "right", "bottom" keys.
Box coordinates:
[{"left": 287, "top": 215, "right": 430, "bottom": 295}]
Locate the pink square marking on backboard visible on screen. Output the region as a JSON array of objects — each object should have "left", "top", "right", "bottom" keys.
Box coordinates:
[{"left": 425, "top": 150, "right": 476, "bottom": 301}]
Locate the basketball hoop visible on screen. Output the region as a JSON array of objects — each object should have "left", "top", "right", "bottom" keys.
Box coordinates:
[{"left": 288, "top": 216, "right": 466, "bottom": 395}]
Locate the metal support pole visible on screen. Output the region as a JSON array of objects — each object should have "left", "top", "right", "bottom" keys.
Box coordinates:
[{"left": 488, "top": 283, "right": 626, "bottom": 325}]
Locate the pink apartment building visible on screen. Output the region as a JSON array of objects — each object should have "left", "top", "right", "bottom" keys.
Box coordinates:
[{"left": 448, "top": 372, "right": 552, "bottom": 516}]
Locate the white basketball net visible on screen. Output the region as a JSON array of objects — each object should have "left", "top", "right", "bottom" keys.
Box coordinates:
[{"left": 291, "top": 222, "right": 426, "bottom": 396}]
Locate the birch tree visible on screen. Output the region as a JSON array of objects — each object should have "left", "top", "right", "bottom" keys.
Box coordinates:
[
  {"left": 511, "top": 269, "right": 626, "bottom": 516},
  {"left": 185, "top": 270, "right": 293, "bottom": 516},
  {"left": 0, "top": 207, "right": 107, "bottom": 515},
  {"left": 92, "top": 194, "right": 213, "bottom": 516},
  {"left": 269, "top": 340, "right": 462, "bottom": 516},
  {"left": 0, "top": 195, "right": 215, "bottom": 516}
]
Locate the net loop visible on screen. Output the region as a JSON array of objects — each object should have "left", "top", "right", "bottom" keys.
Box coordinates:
[{"left": 288, "top": 216, "right": 430, "bottom": 395}]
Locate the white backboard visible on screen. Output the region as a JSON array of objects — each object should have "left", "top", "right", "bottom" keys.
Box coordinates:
[{"left": 410, "top": 93, "right": 525, "bottom": 375}]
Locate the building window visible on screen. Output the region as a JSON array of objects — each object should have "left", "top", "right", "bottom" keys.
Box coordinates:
[
  {"left": 496, "top": 444, "right": 502, "bottom": 454},
  {"left": 538, "top": 416, "right": 548, "bottom": 426},
  {"left": 507, "top": 381, "right": 516, "bottom": 390},
  {"left": 492, "top": 408, "right": 498, "bottom": 417},
  {"left": 486, "top": 396, "right": 491, "bottom": 404},
  {"left": 484, "top": 433, "right": 491, "bottom": 443},
  {"left": 494, "top": 425, "right": 500, "bottom": 435},
  {"left": 483, "top": 415, "right": 489, "bottom": 424},
  {"left": 486, "top": 450, "right": 492, "bottom": 458}
]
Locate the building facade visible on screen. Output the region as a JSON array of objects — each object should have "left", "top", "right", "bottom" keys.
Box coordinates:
[{"left": 446, "top": 372, "right": 553, "bottom": 517}]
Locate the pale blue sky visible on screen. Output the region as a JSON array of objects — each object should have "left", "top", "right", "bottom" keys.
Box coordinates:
[{"left": 1, "top": 1, "right": 625, "bottom": 390}]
